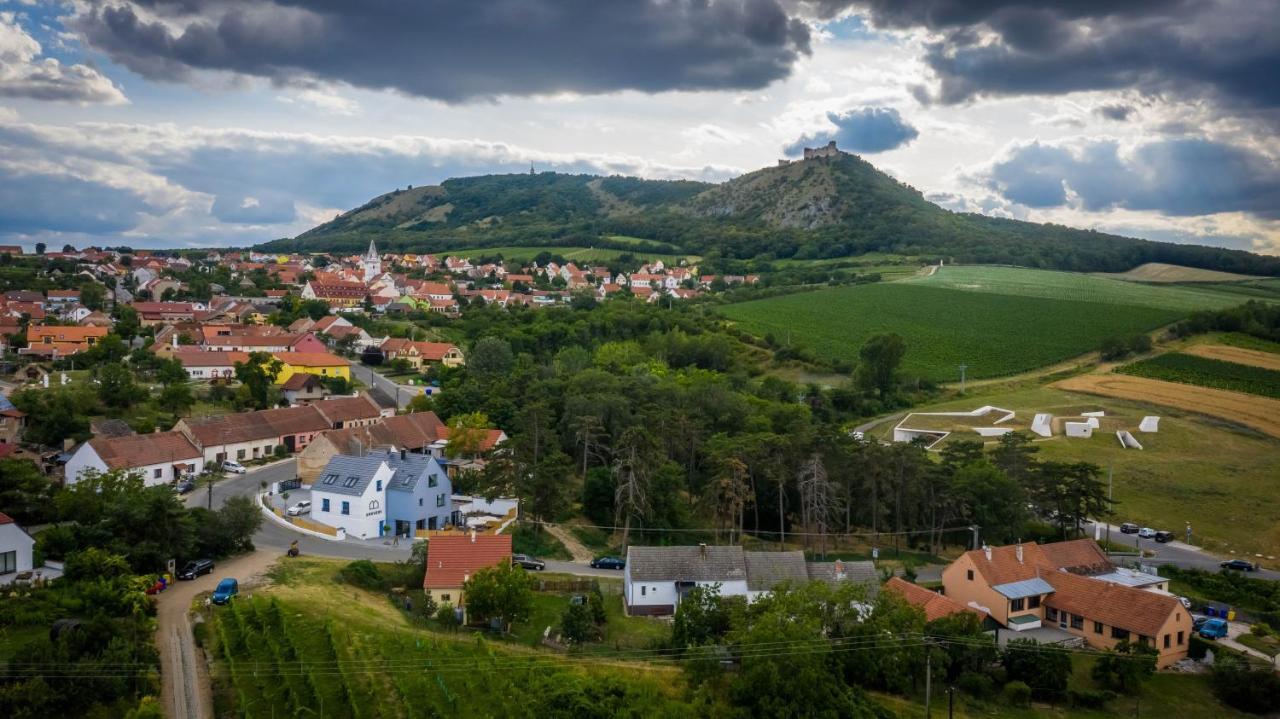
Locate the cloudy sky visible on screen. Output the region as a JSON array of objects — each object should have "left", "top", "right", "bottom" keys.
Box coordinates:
[{"left": 1, "top": 0, "right": 1277, "bottom": 252}]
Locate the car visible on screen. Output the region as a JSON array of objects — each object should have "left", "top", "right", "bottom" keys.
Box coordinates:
[
  {"left": 221, "top": 460, "right": 247, "bottom": 474},
  {"left": 512, "top": 554, "right": 546, "bottom": 571},
  {"left": 1154, "top": 530, "right": 1175, "bottom": 543},
  {"left": 1221, "top": 559, "right": 1258, "bottom": 572},
  {"left": 1178, "top": 596, "right": 1193, "bottom": 610},
  {"left": 1199, "top": 617, "right": 1229, "bottom": 640},
  {"left": 211, "top": 577, "right": 239, "bottom": 605},
  {"left": 1119, "top": 522, "right": 1140, "bottom": 534},
  {"left": 1192, "top": 616, "right": 1209, "bottom": 632},
  {"left": 286, "top": 500, "right": 312, "bottom": 516},
  {"left": 178, "top": 559, "right": 215, "bottom": 580},
  {"left": 173, "top": 479, "right": 196, "bottom": 494},
  {"left": 590, "top": 556, "right": 625, "bottom": 570},
  {"left": 1137, "top": 527, "right": 1157, "bottom": 539}
]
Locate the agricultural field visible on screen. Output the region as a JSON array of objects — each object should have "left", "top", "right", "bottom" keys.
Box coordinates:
[
  {"left": 879, "top": 385, "right": 1280, "bottom": 559},
  {"left": 719, "top": 283, "right": 1181, "bottom": 380},
  {"left": 1184, "top": 344, "right": 1280, "bottom": 371},
  {"left": 1053, "top": 373, "right": 1280, "bottom": 439},
  {"left": 435, "top": 244, "right": 699, "bottom": 265},
  {"left": 1117, "top": 353, "right": 1280, "bottom": 399},
  {"left": 1216, "top": 332, "right": 1280, "bottom": 355},
  {"left": 910, "top": 265, "right": 1255, "bottom": 312},
  {"left": 1097, "top": 262, "right": 1260, "bottom": 283}
]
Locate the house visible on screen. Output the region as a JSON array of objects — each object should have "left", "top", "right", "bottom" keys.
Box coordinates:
[
  {"left": 0, "top": 512, "right": 36, "bottom": 584},
  {"left": 311, "top": 394, "right": 384, "bottom": 428},
  {"left": 0, "top": 394, "right": 26, "bottom": 445},
  {"left": 281, "top": 373, "right": 327, "bottom": 405},
  {"left": 884, "top": 577, "right": 984, "bottom": 623},
  {"left": 623, "top": 545, "right": 876, "bottom": 616},
  {"left": 296, "top": 411, "right": 447, "bottom": 482},
  {"left": 422, "top": 533, "right": 512, "bottom": 619},
  {"left": 941, "top": 540, "right": 1192, "bottom": 667},
  {"left": 20, "top": 325, "right": 108, "bottom": 356},
  {"left": 175, "top": 405, "right": 328, "bottom": 463},
  {"left": 64, "top": 431, "right": 205, "bottom": 486},
  {"left": 301, "top": 280, "right": 367, "bottom": 307},
  {"left": 131, "top": 301, "right": 198, "bottom": 325},
  {"left": 379, "top": 339, "right": 465, "bottom": 369},
  {"left": 272, "top": 352, "right": 351, "bottom": 384},
  {"left": 308, "top": 449, "right": 454, "bottom": 539},
  {"left": 171, "top": 350, "right": 250, "bottom": 380},
  {"left": 45, "top": 290, "right": 81, "bottom": 308}
]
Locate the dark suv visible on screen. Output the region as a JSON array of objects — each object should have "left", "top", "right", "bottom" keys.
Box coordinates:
[
  {"left": 512, "top": 554, "right": 546, "bottom": 571},
  {"left": 1120, "top": 523, "right": 1140, "bottom": 534},
  {"left": 1154, "top": 531, "right": 1175, "bottom": 543},
  {"left": 178, "top": 558, "right": 215, "bottom": 580},
  {"left": 1221, "top": 559, "right": 1258, "bottom": 572}
]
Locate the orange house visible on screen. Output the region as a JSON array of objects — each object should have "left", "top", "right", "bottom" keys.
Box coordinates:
[{"left": 21, "top": 325, "right": 109, "bottom": 356}]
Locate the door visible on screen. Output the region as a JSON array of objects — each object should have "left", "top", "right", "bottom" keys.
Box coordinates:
[{"left": 395, "top": 520, "right": 411, "bottom": 538}]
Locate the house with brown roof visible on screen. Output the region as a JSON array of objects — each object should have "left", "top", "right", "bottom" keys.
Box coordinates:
[
  {"left": 379, "top": 338, "right": 464, "bottom": 369},
  {"left": 20, "top": 325, "right": 108, "bottom": 357},
  {"left": 64, "top": 431, "right": 204, "bottom": 487},
  {"left": 296, "top": 411, "right": 447, "bottom": 482},
  {"left": 941, "top": 539, "right": 1192, "bottom": 667},
  {"left": 884, "top": 577, "right": 984, "bottom": 623},
  {"left": 281, "top": 373, "right": 327, "bottom": 404},
  {"left": 422, "top": 533, "right": 512, "bottom": 619},
  {"left": 301, "top": 280, "right": 367, "bottom": 307}
]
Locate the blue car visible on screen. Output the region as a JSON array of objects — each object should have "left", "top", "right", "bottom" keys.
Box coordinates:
[
  {"left": 211, "top": 577, "right": 239, "bottom": 605},
  {"left": 590, "top": 556, "right": 625, "bottom": 570},
  {"left": 1199, "top": 617, "right": 1228, "bottom": 640}
]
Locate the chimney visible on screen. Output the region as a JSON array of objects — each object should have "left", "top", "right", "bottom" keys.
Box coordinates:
[
  {"left": 470, "top": 529, "right": 476, "bottom": 543},
  {"left": 154, "top": 426, "right": 161, "bottom": 434},
  {"left": 1016, "top": 541, "right": 1024, "bottom": 564},
  {"left": 699, "top": 542, "right": 707, "bottom": 559},
  {"left": 400, "top": 448, "right": 406, "bottom": 460},
  {"left": 983, "top": 544, "right": 992, "bottom": 561}
]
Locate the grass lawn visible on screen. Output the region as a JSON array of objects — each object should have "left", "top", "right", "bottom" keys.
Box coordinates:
[
  {"left": 882, "top": 383, "right": 1280, "bottom": 558},
  {"left": 0, "top": 625, "right": 46, "bottom": 662},
  {"left": 1236, "top": 632, "right": 1280, "bottom": 657},
  {"left": 719, "top": 282, "right": 1182, "bottom": 380}
]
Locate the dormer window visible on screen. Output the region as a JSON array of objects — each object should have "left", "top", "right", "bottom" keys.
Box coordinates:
[{"left": 322, "top": 473, "right": 338, "bottom": 484}]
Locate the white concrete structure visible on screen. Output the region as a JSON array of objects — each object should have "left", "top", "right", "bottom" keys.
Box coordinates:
[
  {"left": 0, "top": 513, "right": 35, "bottom": 582},
  {"left": 1139, "top": 416, "right": 1161, "bottom": 433},
  {"left": 1064, "top": 421, "right": 1094, "bottom": 438},
  {"left": 1085, "top": 417, "right": 1101, "bottom": 429},
  {"left": 64, "top": 431, "right": 205, "bottom": 486},
  {"left": 975, "top": 427, "right": 1015, "bottom": 437},
  {"left": 1081, "top": 411, "right": 1106, "bottom": 418},
  {"left": 1031, "top": 413, "right": 1054, "bottom": 438},
  {"left": 1117, "top": 431, "right": 1143, "bottom": 450},
  {"left": 892, "top": 406, "right": 1016, "bottom": 447}
]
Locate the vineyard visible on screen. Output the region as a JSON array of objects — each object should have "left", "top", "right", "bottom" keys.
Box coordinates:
[
  {"left": 719, "top": 283, "right": 1181, "bottom": 380},
  {"left": 1117, "top": 352, "right": 1280, "bottom": 399},
  {"left": 206, "top": 594, "right": 684, "bottom": 718}
]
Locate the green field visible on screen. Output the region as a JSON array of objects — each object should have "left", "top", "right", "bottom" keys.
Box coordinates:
[
  {"left": 1118, "top": 352, "right": 1280, "bottom": 398},
  {"left": 1218, "top": 332, "right": 1280, "bottom": 354},
  {"left": 436, "top": 244, "right": 699, "bottom": 265},
  {"left": 911, "top": 265, "right": 1260, "bottom": 312},
  {"left": 720, "top": 283, "right": 1182, "bottom": 380}
]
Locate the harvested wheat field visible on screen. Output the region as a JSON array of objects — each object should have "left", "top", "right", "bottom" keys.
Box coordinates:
[
  {"left": 1101, "top": 262, "right": 1258, "bottom": 283},
  {"left": 1053, "top": 373, "right": 1280, "bottom": 438},
  {"left": 1184, "top": 344, "right": 1280, "bottom": 372}
]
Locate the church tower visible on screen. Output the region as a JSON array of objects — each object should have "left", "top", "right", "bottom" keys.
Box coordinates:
[{"left": 362, "top": 240, "right": 380, "bottom": 283}]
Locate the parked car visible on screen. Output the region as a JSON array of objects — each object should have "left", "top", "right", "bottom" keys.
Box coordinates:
[
  {"left": 1178, "top": 596, "right": 1193, "bottom": 610},
  {"left": 222, "top": 460, "right": 247, "bottom": 474},
  {"left": 1120, "top": 523, "right": 1140, "bottom": 534},
  {"left": 1154, "top": 531, "right": 1175, "bottom": 543},
  {"left": 512, "top": 554, "right": 546, "bottom": 571},
  {"left": 1138, "top": 527, "right": 1157, "bottom": 539},
  {"left": 1221, "top": 559, "right": 1258, "bottom": 572},
  {"left": 590, "top": 556, "right": 625, "bottom": 570},
  {"left": 178, "top": 559, "right": 215, "bottom": 580},
  {"left": 286, "top": 500, "right": 312, "bottom": 516},
  {"left": 1193, "top": 616, "right": 1209, "bottom": 632},
  {"left": 1198, "top": 617, "right": 1229, "bottom": 640},
  {"left": 211, "top": 577, "right": 239, "bottom": 605},
  {"left": 173, "top": 479, "right": 196, "bottom": 494}
]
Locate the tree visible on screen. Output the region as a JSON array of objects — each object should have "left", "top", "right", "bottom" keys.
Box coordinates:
[
  {"left": 1003, "top": 638, "right": 1071, "bottom": 701},
  {"left": 155, "top": 358, "right": 188, "bottom": 386},
  {"left": 233, "top": 352, "right": 283, "bottom": 410},
  {"left": 463, "top": 562, "right": 534, "bottom": 630},
  {"left": 469, "top": 336, "right": 513, "bottom": 377},
  {"left": 559, "top": 602, "right": 598, "bottom": 644},
  {"left": 0, "top": 458, "right": 57, "bottom": 525},
  {"left": 612, "top": 427, "right": 659, "bottom": 548},
  {"left": 79, "top": 282, "right": 106, "bottom": 311},
  {"left": 1091, "top": 640, "right": 1157, "bottom": 693},
  {"left": 1031, "top": 461, "right": 1112, "bottom": 538},
  {"left": 444, "top": 411, "right": 490, "bottom": 460},
  {"left": 34, "top": 242, "right": 45, "bottom": 255},
  {"left": 112, "top": 306, "right": 140, "bottom": 341},
  {"left": 954, "top": 461, "right": 1027, "bottom": 545},
  {"left": 990, "top": 431, "right": 1039, "bottom": 484},
  {"left": 672, "top": 584, "right": 732, "bottom": 649},
  {"left": 218, "top": 495, "right": 263, "bottom": 553},
  {"left": 856, "top": 333, "right": 906, "bottom": 397},
  {"left": 97, "top": 362, "right": 138, "bottom": 409},
  {"left": 11, "top": 386, "right": 94, "bottom": 447}
]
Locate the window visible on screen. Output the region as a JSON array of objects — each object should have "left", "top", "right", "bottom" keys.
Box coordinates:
[
  {"left": 1111, "top": 627, "right": 1130, "bottom": 640},
  {"left": 1094, "top": 621, "right": 1104, "bottom": 634},
  {"left": 341, "top": 501, "right": 350, "bottom": 515},
  {"left": 1070, "top": 614, "right": 1083, "bottom": 630},
  {"left": 376, "top": 480, "right": 382, "bottom": 492},
  {"left": 321, "top": 498, "right": 330, "bottom": 512},
  {"left": 441, "top": 594, "right": 450, "bottom": 602},
  {"left": 966, "top": 569, "right": 974, "bottom": 581},
  {"left": 429, "top": 475, "right": 438, "bottom": 488},
  {"left": 237, "top": 449, "right": 246, "bottom": 459},
  {"left": 437, "top": 494, "right": 446, "bottom": 507},
  {"left": 1177, "top": 631, "right": 1184, "bottom": 645},
  {"left": 1010, "top": 598, "right": 1025, "bottom": 612},
  {"left": 0, "top": 550, "right": 16, "bottom": 574},
  {"left": 1047, "top": 607, "right": 1058, "bottom": 621},
  {"left": 1028, "top": 595, "right": 1041, "bottom": 609},
  {"left": 1164, "top": 634, "right": 1171, "bottom": 649},
  {"left": 416, "top": 520, "right": 425, "bottom": 530},
  {"left": 343, "top": 475, "right": 359, "bottom": 488},
  {"left": 641, "top": 586, "right": 646, "bottom": 597},
  {"left": 154, "top": 468, "right": 162, "bottom": 479},
  {"left": 322, "top": 473, "right": 338, "bottom": 485},
  {"left": 418, "top": 498, "right": 423, "bottom": 506}
]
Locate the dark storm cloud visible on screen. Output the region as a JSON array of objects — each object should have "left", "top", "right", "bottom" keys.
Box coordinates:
[
  {"left": 983, "top": 138, "right": 1280, "bottom": 220},
  {"left": 0, "top": 167, "right": 152, "bottom": 235},
  {"left": 70, "top": 0, "right": 812, "bottom": 101},
  {"left": 785, "top": 107, "right": 918, "bottom": 154},
  {"left": 1094, "top": 104, "right": 1135, "bottom": 122}
]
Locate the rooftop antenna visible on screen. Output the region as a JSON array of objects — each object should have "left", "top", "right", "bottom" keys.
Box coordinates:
[{"left": 529, "top": 163, "right": 536, "bottom": 175}]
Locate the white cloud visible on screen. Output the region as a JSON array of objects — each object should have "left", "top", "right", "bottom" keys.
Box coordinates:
[
  {"left": 0, "top": 13, "right": 126, "bottom": 105},
  {"left": 278, "top": 88, "right": 360, "bottom": 117}
]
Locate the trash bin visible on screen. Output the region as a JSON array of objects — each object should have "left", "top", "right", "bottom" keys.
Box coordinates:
[
  {"left": 1205, "top": 607, "right": 1217, "bottom": 617},
  {"left": 1227, "top": 609, "right": 1236, "bottom": 621}
]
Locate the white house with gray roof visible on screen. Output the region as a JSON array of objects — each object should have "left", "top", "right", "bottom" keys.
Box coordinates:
[{"left": 310, "top": 449, "right": 452, "bottom": 540}]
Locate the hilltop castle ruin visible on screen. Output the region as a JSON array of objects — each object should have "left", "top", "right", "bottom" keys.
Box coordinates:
[{"left": 778, "top": 140, "right": 843, "bottom": 166}]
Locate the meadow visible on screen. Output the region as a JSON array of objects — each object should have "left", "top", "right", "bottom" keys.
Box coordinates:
[
  {"left": 719, "top": 283, "right": 1181, "bottom": 380},
  {"left": 1118, "top": 352, "right": 1280, "bottom": 398},
  {"left": 910, "top": 265, "right": 1260, "bottom": 312}
]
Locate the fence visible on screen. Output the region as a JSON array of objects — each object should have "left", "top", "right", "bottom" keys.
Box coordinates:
[
  {"left": 413, "top": 508, "right": 521, "bottom": 539},
  {"left": 259, "top": 493, "right": 339, "bottom": 537}
]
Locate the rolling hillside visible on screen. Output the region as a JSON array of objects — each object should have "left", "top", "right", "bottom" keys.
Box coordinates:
[{"left": 263, "top": 152, "right": 1280, "bottom": 277}]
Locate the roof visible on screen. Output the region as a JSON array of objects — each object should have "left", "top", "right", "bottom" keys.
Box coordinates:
[
  {"left": 1042, "top": 569, "right": 1183, "bottom": 638},
  {"left": 806, "top": 560, "right": 879, "bottom": 593},
  {"left": 182, "top": 405, "right": 330, "bottom": 445},
  {"left": 313, "top": 454, "right": 386, "bottom": 497},
  {"left": 0, "top": 511, "right": 14, "bottom": 524},
  {"left": 1038, "top": 538, "right": 1114, "bottom": 575},
  {"left": 275, "top": 351, "right": 351, "bottom": 368},
  {"left": 281, "top": 372, "right": 322, "bottom": 390},
  {"left": 88, "top": 431, "right": 201, "bottom": 470},
  {"left": 374, "top": 449, "right": 441, "bottom": 493},
  {"left": 743, "top": 551, "right": 810, "bottom": 591},
  {"left": 963, "top": 543, "right": 1051, "bottom": 586},
  {"left": 171, "top": 350, "right": 251, "bottom": 367},
  {"left": 416, "top": 342, "right": 460, "bottom": 361},
  {"left": 885, "top": 577, "right": 982, "bottom": 622},
  {"left": 1090, "top": 567, "right": 1167, "bottom": 588},
  {"left": 423, "top": 534, "right": 513, "bottom": 589},
  {"left": 25, "top": 325, "right": 108, "bottom": 341},
  {"left": 436, "top": 426, "right": 505, "bottom": 452},
  {"left": 313, "top": 395, "right": 380, "bottom": 424},
  {"left": 992, "top": 577, "right": 1056, "bottom": 599},
  {"left": 626, "top": 545, "right": 747, "bottom": 583}
]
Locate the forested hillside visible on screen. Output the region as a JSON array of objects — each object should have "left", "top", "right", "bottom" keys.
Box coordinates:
[{"left": 261, "top": 154, "right": 1280, "bottom": 276}]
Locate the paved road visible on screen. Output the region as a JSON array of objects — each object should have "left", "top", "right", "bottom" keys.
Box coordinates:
[
  {"left": 1087, "top": 520, "right": 1279, "bottom": 580},
  {"left": 350, "top": 362, "right": 420, "bottom": 409}
]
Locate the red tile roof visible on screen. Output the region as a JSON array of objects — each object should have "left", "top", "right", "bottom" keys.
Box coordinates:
[
  {"left": 423, "top": 534, "right": 512, "bottom": 589},
  {"left": 885, "top": 577, "right": 982, "bottom": 622},
  {"left": 1042, "top": 570, "right": 1182, "bottom": 639},
  {"left": 275, "top": 351, "right": 351, "bottom": 367},
  {"left": 0, "top": 511, "right": 14, "bottom": 524},
  {"left": 89, "top": 431, "right": 202, "bottom": 470}
]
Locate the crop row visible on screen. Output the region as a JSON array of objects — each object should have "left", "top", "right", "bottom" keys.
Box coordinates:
[{"left": 1117, "top": 352, "right": 1280, "bottom": 399}]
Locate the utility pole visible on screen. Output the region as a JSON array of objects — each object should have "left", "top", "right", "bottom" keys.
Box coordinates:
[
  {"left": 924, "top": 639, "right": 933, "bottom": 718},
  {"left": 948, "top": 686, "right": 954, "bottom": 719},
  {"left": 1106, "top": 466, "right": 1113, "bottom": 548},
  {"left": 958, "top": 364, "right": 967, "bottom": 394}
]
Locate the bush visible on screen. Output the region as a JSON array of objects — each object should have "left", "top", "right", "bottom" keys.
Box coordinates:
[
  {"left": 560, "top": 603, "right": 598, "bottom": 644},
  {"left": 1212, "top": 654, "right": 1280, "bottom": 714},
  {"left": 337, "top": 559, "right": 385, "bottom": 591},
  {"left": 35, "top": 524, "right": 78, "bottom": 560},
  {"left": 1188, "top": 635, "right": 1210, "bottom": 660},
  {"left": 1068, "top": 688, "right": 1115, "bottom": 709},
  {"left": 956, "top": 671, "right": 994, "bottom": 699},
  {"left": 1002, "top": 681, "right": 1031, "bottom": 706},
  {"left": 436, "top": 602, "right": 459, "bottom": 628}
]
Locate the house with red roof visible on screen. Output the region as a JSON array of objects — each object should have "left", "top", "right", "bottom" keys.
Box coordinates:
[{"left": 422, "top": 533, "right": 512, "bottom": 619}]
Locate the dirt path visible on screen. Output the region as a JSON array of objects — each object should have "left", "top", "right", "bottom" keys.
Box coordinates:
[
  {"left": 156, "top": 550, "right": 281, "bottom": 719},
  {"left": 545, "top": 523, "right": 594, "bottom": 562},
  {"left": 1183, "top": 344, "right": 1280, "bottom": 371}
]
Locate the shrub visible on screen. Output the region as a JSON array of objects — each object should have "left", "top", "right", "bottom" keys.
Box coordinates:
[
  {"left": 436, "top": 602, "right": 458, "bottom": 628},
  {"left": 956, "top": 671, "right": 994, "bottom": 699},
  {"left": 1188, "top": 635, "right": 1210, "bottom": 660},
  {"left": 1002, "top": 681, "right": 1031, "bottom": 706},
  {"left": 1212, "top": 654, "right": 1280, "bottom": 714},
  {"left": 1068, "top": 688, "right": 1115, "bottom": 709},
  {"left": 337, "top": 559, "right": 385, "bottom": 591},
  {"left": 560, "top": 603, "right": 598, "bottom": 644}
]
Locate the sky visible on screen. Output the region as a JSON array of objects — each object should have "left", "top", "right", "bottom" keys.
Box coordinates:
[{"left": 0, "top": 0, "right": 1277, "bottom": 253}]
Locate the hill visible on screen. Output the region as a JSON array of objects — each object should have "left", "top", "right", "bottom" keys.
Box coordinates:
[
  {"left": 263, "top": 152, "right": 1280, "bottom": 276},
  {"left": 1097, "top": 262, "right": 1261, "bottom": 283}
]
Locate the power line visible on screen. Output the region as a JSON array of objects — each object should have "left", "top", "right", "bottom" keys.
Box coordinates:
[{"left": 518, "top": 518, "right": 978, "bottom": 539}]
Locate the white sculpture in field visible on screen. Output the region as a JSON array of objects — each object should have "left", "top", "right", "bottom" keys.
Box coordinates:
[
  {"left": 1081, "top": 410, "right": 1105, "bottom": 418},
  {"left": 1030, "top": 413, "right": 1053, "bottom": 438},
  {"left": 1064, "top": 421, "right": 1093, "bottom": 438},
  {"left": 1139, "top": 416, "right": 1160, "bottom": 433},
  {"left": 1117, "top": 431, "right": 1143, "bottom": 450}
]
